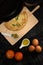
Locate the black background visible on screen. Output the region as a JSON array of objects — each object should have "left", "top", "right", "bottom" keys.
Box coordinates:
[{"left": 0, "top": 0, "right": 43, "bottom": 65}]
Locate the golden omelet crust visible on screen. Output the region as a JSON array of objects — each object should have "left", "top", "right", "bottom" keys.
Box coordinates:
[{"left": 4, "top": 9, "right": 28, "bottom": 31}]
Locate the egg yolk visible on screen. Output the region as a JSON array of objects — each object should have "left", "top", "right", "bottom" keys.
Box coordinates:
[{"left": 23, "top": 39, "right": 29, "bottom": 45}]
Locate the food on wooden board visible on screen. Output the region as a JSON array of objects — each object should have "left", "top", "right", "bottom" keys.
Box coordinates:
[
  {"left": 12, "top": 33, "right": 19, "bottom": 38},
  {"left": 4, "top": 9, "right": 28, "bottom": 31}
]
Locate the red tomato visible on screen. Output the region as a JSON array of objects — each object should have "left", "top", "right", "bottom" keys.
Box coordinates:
[
  {"left": 15, "top": 52, "right": 23, "bottom": 61},
  {"left": 6, "top": 50, "right": 15, "bottom": 59}
]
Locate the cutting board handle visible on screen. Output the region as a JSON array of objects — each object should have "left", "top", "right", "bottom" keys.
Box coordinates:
[{"left": 31, "top": 5, "right": 40, "bottom": 14}]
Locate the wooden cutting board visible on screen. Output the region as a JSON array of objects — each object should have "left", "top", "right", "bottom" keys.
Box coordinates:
[{"left": 0, "top": 7, "right": 39, "bottom": 45}]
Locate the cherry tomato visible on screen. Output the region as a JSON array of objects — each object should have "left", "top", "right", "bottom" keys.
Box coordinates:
[
  {"left": 6, "top": 50, "right": 15, "bottom": 59},
  {"left": 15, "top": 52, "right": 23, "bottom": 61}
]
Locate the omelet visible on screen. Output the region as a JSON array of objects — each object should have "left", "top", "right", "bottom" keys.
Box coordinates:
[{"left": 4, "top": 8, "right": 28, "bottom": 31}]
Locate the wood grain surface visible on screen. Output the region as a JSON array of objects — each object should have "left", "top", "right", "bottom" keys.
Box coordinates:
[{"left": 0, "top": 7, "right": 38, "bottom": 45}]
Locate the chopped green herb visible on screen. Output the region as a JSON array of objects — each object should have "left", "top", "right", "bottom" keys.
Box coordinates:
[
  {"left": 15, "top": 16, "right": 18, "bottom": 20},
  {"left": 12, "top": 24, "right": 16, "bottom": 26},
  {"left": 11, "top": 34, "right": 19, "bottom": 38},
  {"left": 16, "top": 23, "right": 21, "bottom": 27},
  {"left": 12, "top": 23, "right": 21, "bottom": 27}
]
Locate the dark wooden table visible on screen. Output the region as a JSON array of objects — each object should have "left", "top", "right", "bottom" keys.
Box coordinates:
[{"left": 0, "top": 1, "right": 43, "bottom": 65}]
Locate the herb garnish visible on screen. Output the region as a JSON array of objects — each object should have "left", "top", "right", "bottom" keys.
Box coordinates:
[
  {"left": 12, "top": 24, "right": 16, "bottom": 26},
  {"left": 12, "top": 23, "right": 21, "bottom": 27},
  {"left": 15, "top": 16, "right": 18, "bottom": 20},
  {"left": 12, "top": 34, "right": 19, "bottom": 38}
]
